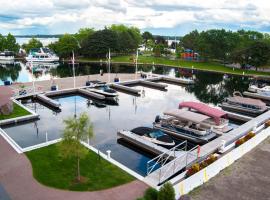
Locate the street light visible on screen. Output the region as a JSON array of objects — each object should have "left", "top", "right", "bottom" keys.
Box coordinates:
[{"left": 71, "top": 36, "right": 81, "bottom": 89}]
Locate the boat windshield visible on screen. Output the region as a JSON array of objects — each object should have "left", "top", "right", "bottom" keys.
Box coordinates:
[{"left": 149, "top": 130, "right": 164, "bottom": 138}]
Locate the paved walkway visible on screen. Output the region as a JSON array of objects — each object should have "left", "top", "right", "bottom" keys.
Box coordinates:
[
  {"left": 187, "top": 137, "right": 270, "bottom": 200},
  {"left": 0, "top": 136, "right": 148, "bottom": 200}
]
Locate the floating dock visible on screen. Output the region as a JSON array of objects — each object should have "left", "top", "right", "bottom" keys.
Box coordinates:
[
  {"left": 243, "top": 91, "right": 270, "bottom": 102},
  {"left": 110, "top": 84, "right": 141, "bottom": 96},
  {"left": 140, "top": 80, "right": 168, "bottom": 90},
  {"left": 226, "top": 111, "right": 253, "bottom": 122},
  {"left": 117, "top": 130, "right": 183, "bottom": 158},
  {"left": 35, "top": 94, "right": 61, "bottom": 109},
  {"left": 78, "top": 88, "right": 105, "bottom": 100}
]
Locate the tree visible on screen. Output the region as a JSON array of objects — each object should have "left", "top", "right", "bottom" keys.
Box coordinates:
[
  {"left": 157, "top": 182, "right": 175, "bottom": 200},
  {"left": 22, "top": 38, "right": 43, "bottom": 53},
  {"left": 52, "top": 34, "right": 80, "bottom": 58},
  {"left": 142, "top": 31, "right": 154, "bottom": 50},
  {"left": 75, "top": 28, "right": 95, "bottom": 46},
  {"left": 59, "top": 112, "right": 94, "bottom": 181},
  {"left": 153, "top": 44, "right": 165, "bottom": 57},
  {"left": 81, "top": 28, "right": 119, "bottom": 58},
  {"left": 4, "top": 33, "right": 20, "bottom": 52},
  {"left": 180, "top": 30, "right": 199, "bottom": 51}
]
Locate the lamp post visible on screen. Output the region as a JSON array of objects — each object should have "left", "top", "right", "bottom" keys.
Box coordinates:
[
  {"left": 135, "top": 49, "right": 138, "bottom": 79},
  {"left": 31, "top": 59, "right": 35, "bottom": 93},
  {"left": 70, "top": 36, "right": 81, "bottom": 89},
  {"left": 108, "top": 48, "right": 111, "bottom": 83}
]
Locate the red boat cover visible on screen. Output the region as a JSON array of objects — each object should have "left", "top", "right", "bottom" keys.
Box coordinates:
[{"left": 179, "top": 101, "right": 227, "bottom": 125}]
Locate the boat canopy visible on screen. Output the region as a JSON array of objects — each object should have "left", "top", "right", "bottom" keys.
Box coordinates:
[
  {"left": 164, "top": 109, "right": 210, "bottom": 124},
  {"left": 227, "top": 96, "right": 266, "bottom": 108},
  {"left": 179, "top": 101, "right": 227, "bottom": 125}
]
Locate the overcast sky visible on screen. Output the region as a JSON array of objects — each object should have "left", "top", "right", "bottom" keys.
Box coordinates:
[{"left": 1, "top": 0, "right": 270, "bottom": 36}]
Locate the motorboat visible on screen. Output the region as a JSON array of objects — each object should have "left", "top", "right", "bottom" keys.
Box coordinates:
[
  {"left": 179, "top": 101, "right": 232, "bottom": 133},
  {"left": 248, "top": 85, "right": 270, "bottom": 96},
  {"left": 153, "top": 109, "right": 217, "bottom": 144},
  {"left": 221, "top": 96, "right": 268, "bottom": 115},
  {"left": 128, "top": 127, "right": 175, "bottom": 147},
  {"left": 87, "top": 85, "right": 118, "bottom": 100},
  {"left": 25, "top": 48, "right": 59, "bottom": 62},
  {"left": 0, "top": 51, "right": 14, "bottom": 61}
]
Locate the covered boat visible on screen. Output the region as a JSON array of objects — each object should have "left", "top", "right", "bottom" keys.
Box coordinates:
[
  {"left": 179, "top": 101, "right": 231, "bottom": 133},
  {"left": 130, "top": 127, "right": 175, "bottom": 147},
  {"left": 248, "top": 85, "right": 270, "bottom": 96},
  {"left": 153, "top": 109, "right": 217, "bottom": 144},
  {"left": 221, "top": 96, "right": 267, "bottom": 115}
]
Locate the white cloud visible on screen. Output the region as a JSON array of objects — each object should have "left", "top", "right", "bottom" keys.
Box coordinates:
[{"left": 0, "top": 0, "right": 270, "bottom": 35}]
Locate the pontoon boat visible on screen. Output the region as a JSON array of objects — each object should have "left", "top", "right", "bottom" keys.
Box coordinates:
[{"left": 154, "top": 109, "right": 217, "bottom": 144}]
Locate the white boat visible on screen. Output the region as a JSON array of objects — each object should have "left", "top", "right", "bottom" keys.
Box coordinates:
[
  {"left": 154, "top": 109, "right": 217, "bottom": 144},
  {"left": 25, "top": 47, "right": 59, "bottom": 62},
  {"left": 126, "top": 127, "right": 175, "bottom": 147},
  {"left": 87, "top": 85, "right": 118, "bottom": 100},
  {"left": 178, "top": 101, "right": 232, "bottom": 133},
  {"left": 0, "top": 51, "right": 14, "bottom": 61},
  {"left": 248, "top": 85, "right": 270, "bottom": 96}
]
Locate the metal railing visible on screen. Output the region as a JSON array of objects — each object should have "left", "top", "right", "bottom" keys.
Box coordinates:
[
  {"left": 157, "top": 144, "right": 199, "bottom": 184},
  {"left": 147, "top": 141, "right": 188, "bottom": 175}
]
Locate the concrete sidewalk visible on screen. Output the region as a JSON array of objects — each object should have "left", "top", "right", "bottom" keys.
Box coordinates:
[{"left": 0, "top": 135, "right": 148, "bottom": 200}]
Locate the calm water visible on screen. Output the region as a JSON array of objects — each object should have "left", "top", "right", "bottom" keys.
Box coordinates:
[
  {"left": 0, "top": 62, "right": 252, "bottom": 175},
  {"left": 2, "top": 80, "right": 245, "bottom": 175}
]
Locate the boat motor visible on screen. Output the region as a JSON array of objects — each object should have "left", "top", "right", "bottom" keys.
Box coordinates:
[{"left": 155, "top": 115, "right": 161, "bottom": 123}]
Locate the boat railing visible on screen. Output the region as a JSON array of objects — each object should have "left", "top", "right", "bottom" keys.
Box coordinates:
[{"left": 146, "top": 141, "right": 188, "bottom": 175}]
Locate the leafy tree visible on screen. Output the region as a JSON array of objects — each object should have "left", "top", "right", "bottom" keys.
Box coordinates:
[
  {"left": 59, "top": 112, "right": 94, "bottom": 181},
  {"left": 153, "top": 44, "right": 165, "bottom": 57},
  {"left": 180, "top": 30, "right": 199, "bottom": 51},
  {"left": 81, "top": 28, "right": 119, "bottom": 58},
  {"left": 155, "top": 36, "right": 167, "bottom": 46},
  {"left": 52, "top": 34, "right": 80, "bottom": 58},
  {"left": 22, "top": 38, "right": 43, "bottom": 53},
  {"left": 142, "top": 31, "right": 154, "bottom": 50},
  {"left": 75, "top": 28, "right": 95, "bottom": 46},
  {"left": 157, "top": 182, "right": 175, "bottom": 200},
  {"left": 4, "top": 33, "right": 20, "bottom": 52},
  {"left": 0, "top": 34, "right": 6, "bottom": 51}
]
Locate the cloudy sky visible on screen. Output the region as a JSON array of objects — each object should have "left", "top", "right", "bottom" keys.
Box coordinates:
[{"left": 1, "top": 0, "right": 270, "bottom": 36}]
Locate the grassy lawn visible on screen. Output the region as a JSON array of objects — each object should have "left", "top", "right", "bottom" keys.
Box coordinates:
[
  {"left": 0, "top": 103, "right": 31, "bottom": 120},
  {"left": 79, "top": 55, "right": 270, "bottom": 77},
  {"left": 26, "top": 143, "right": 135, "bottom": 191}
]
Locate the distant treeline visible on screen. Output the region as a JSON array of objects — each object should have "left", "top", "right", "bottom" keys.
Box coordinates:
[{"left": 13, "top": 35, "right": 63, "bottom": 38}]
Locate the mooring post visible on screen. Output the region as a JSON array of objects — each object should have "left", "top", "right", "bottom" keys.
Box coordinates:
[
  {"left": 106, "top": 150, "right": 111, "bottom": 159},
  {"left": 45, "top": 132, "right": 48, "bottom": 143}
]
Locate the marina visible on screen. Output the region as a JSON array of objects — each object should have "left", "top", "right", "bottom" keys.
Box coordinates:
[{"left": 1, "top": 61, "right": 270, "bottom": 196}]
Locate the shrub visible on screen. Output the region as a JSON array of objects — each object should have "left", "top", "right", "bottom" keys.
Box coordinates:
[
  {"left": 158, "top": 182, "right": 175, "bottom": 200},
  {"left": 265, "top": 120, "right": 270, "bottom": 127},
  {"left": 244, "top": 131, "right": 255, "bottom": 140},
  {"left": 144, "top": 188, "right": 158, "bottom": 200}
]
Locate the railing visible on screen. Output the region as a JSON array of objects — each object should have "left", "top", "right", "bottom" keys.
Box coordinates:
[
  {"left": 157, "top": 145, "right": 199, "bottom": 184},
  {"left": 147, "top": 141, "right": 188, "bottom": 175}
]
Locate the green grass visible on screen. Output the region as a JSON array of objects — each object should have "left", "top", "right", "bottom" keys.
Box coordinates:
[
  {"left": 0, "top": 103, "right": 31, "bottom": 120},
  {"left": 79, "top": 55, "right": 270, "bottom": 77},
  {"left": 26, "top": 143, "right": 135, "bottom": 191}
]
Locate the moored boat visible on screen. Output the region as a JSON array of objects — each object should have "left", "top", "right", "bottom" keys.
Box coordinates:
[
  {"left": 179, "top": 101, "right": 232, "bottom": 133},
  {"left": 0, "top": 51, "right": 14, "bottom": 61},
  {"left": 25, "top": 48, "right": 59, "bottom": 62},
  {"left": 153, "top": 109, "right": 217, "bottom": 144},
  {"left": 129, "top": 127, "right": 175, "bottom": 147},
  {"left": 248, "top": 85, "right": 270, "bottom": 96},
  {"left": 87, "top": 85, "right": 118, "bottom": 100},
  {"left": 221, "top": 96, "right": 267, "bottom": 115}
]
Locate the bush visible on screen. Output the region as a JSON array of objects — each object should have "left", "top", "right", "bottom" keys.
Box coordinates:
[
  {"left": 235, "top": 132, "right": 256, "bottom": 147},
  {"left": 158, "top": 182, "right": 175, "bottom": 200},
  {"left": 265, "top": 120, "right": 270, "bottom": 127},
  {"left": 144, "top": 188, "right": 158, "bottom": 200}
]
